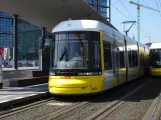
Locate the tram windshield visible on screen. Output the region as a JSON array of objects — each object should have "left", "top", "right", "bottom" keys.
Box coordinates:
[
  {"left": 50, "top": 32, "right": 101, "bottom": 71},
  {"left": 150, "top": 49, "right": 161, "bottom": 66},
  {"left": 51, "top": 32, "right": 101, "bottom": 71}
]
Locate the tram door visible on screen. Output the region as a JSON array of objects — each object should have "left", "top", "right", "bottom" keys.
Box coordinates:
[
  {"left": 126, "top": 42, "right": 139, "bottom": 81},
  {"left": 103, "top": 41, "right": 114, "bottom": 90},
  {"left": 112, "top": 45, "right": 120, "bottom": 86}
]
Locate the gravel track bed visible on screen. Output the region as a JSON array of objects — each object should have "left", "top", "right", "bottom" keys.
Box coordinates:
[
  {"left": 0, "top": 101, "right": 75, "bottom": 120},
  {"left": 102, "top": 77, "right": 161, "bottom": 120},
  {"left": 55, "top": 102, "right": 109, "bottom": 120}
]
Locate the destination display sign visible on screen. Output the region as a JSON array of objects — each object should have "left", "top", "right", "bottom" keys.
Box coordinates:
[{"left": 55, "top": 33, "right": 87, "bottom": 40}]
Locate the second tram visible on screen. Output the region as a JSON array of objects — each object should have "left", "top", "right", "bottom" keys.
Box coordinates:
[{"left": 149, "top": 43, "right": 161, "bottom": 76}]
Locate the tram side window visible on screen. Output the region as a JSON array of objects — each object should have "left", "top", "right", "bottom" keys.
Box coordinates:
[
  {"left": 140, "top": 54, "right": 144, "bottom": 66},
  {"left": 133, "top": 51, "right": 138, "bottom": 66},
  {"left": 128, "top": 50, "right": 138, "bottom": 67},
  {"left": 104, "top": 42, "right": 112, "bottom": 70},
  {"left": 128, "top": 50, "right": 132, "bottom": 67},
  {"left": 119, "top": 51, "right": 125, "bottom": 68},
  {"left": 92, "top": 41, "right": 101, "bottom": 69}
]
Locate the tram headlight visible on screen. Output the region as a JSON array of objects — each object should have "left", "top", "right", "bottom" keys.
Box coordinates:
[
  {"left": 50, "top": 72, "right": 55, "bottom": 75},
  {"left": 78, "top": 72, "right": 101, "bottom": 76},
  {"left": 77, "top": 72, "right": 88, "bottom": 75}
]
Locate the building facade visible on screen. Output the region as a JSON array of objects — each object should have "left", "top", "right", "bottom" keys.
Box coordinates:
[
  {"left": 0, "top": 12, "right": 13, "bottom": 68},
  {"left": 84, "top": 0, "right": 110, "bottom": 21},
  {"left": 0, "top": 12, "right": 13, "bottom": 54},
  {"left": 0, "top": 0, "right": 110, "bottom": 69},
  {"left": 0, "top": 11, "right": 41, "bottom": 68}
]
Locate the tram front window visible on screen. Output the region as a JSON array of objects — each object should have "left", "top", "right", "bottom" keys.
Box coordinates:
[
  {"left": 150, "top": 49, "right": 161, "bottom": 67},
  {"left": 52, "top": 33, "right": 88, "bottom": 69}
]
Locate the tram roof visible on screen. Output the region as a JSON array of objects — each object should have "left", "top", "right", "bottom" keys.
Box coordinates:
[
  {"left": 52, "top": 19, "right": 123, "bottom": 40},
  {"left": 52, "top": 20, "right": 114, "bottom": 33},
  {"left": 0, "top": 0, "right": 117, "bottom": 32},
  {"left": 150, "top": 43, "right": 161, "bottom": 49},
  {"left": 53, "top": 20, "right": 147, "bottom": 47}
]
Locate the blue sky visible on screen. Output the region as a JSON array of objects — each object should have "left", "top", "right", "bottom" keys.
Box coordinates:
[{"left": 110, "top": 0, "right": 161, "bottom": 44}]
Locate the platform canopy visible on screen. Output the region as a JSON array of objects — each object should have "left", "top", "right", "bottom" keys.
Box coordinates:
[{"left": 0, "top": 0, "right": 117, "bottom": 32}]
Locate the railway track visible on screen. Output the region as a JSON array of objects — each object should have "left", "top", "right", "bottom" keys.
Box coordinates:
[
  {"left": 0, "top": 95, "right": 88, "bottom": 120},
  {"left": 148, "top": 94, "right": 161, "bottom": 120},
  {"left": 85, "top": 81, "right": 147, "bottom": 120},
  {"left": 0, "top": 97, "right": 55, "bottom": 119},
  {"left": 35, "top": 79, "right": 149, "bottom": 120},
  {"left": 143, "top": 90, "right": 161, "bottom": 120},
  {"left": 36, "top": 102, "right": 89, "bottom": 120}
]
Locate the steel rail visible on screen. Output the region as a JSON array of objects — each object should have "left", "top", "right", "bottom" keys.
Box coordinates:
[
  {"left": 36, "top": 102, "right": 89, "bottom": 120},
  {"left": 0, "top": 97, "right": 55, "bottom": 119},
  {"left": 86, "top": 81, "right": 147, "bottom": 120},
  {"left": 148, "top": 91, "right": 161, "bottom": 120}
]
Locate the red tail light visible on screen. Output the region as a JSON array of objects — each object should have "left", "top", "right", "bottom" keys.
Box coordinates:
[{"left": 150, "top": 66, "right": 152, "bottom": 69}]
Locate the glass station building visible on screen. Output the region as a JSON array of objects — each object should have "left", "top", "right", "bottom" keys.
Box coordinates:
[
  {"left": 0, "top": 0, "right": 110, "bottom": 70},
  {"left": 84, "top": 0, "right": 110, "bottom": 20},
  {"left": 0, "top": 12, "right": 42, "bottom": 69}
]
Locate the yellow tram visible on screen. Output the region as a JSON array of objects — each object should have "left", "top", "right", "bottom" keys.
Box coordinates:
[
  {"left": 149, "top": 43, "right": 161, "bottom": 76},
  {"left": 40, "top": 20, "right": 149, "bottom": 95}
]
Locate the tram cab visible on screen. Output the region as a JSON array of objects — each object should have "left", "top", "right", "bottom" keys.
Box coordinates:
[
  {"left": 39, "top": 20, "right": 149, "bottom": 95},
  {"left": 149, "top": 43, "right": 161, "bottom": 76}
]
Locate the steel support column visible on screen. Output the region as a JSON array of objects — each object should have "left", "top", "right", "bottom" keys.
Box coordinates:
[
  {"left": 109, "top": 0, "right": 111, "bottom": 23},
  {"left": 13, "top": 15, "right": 18, "bottom": 69},
  {"left": 39, "top": 27, "right": 46, "bottom": 70}
]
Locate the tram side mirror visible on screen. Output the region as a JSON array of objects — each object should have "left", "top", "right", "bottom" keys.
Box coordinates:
[
  {"left": 44, "top": 38, "right": 53, "bottom": 47},
  {"left": 39, "top": 36, "right": 54, "bottom": 49},
  {"left": 39, "top": 36, "right": 45, "bottom": 49}
]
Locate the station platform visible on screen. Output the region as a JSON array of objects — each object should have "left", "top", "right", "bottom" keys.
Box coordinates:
[
  {"left": 0, "top": 83, "right": 49, "bottom": 108},
  {"left": 3, "top": 76, "right": 48, "bottom": 87},
  {"left": 2, "top": 69, "right": 49, "bottom": 87}
]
